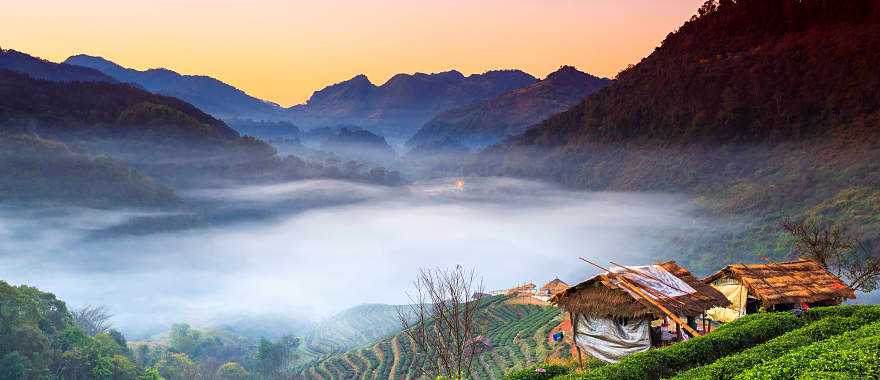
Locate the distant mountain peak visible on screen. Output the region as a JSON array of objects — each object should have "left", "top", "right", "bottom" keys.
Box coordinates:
[
  {"left": 345, "top": 74, "right": 373, "bottom": 86},
  {"left": 0, "top": 49, "right": 116, "bottom": 83},
  {"left": 544, "top": 65, "right": 602, "bottom": 83},
  {"left": 406, "top": 65, "right": 611, "bottom": 148}
]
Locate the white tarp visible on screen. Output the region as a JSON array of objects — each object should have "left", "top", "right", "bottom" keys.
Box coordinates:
[
  {"left": 707, "top": 282, "right": 748, "bottom": 322},
  {"left": 574, "top": 314, "right": 651, "bottom": 363},
  {"left": 609, "top": 265, "right": 696, "bottom": 300}
]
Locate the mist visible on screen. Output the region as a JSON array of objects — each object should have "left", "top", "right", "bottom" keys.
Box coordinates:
[{"left": 0, "top": 177, "right": 720, "bottom": 338}]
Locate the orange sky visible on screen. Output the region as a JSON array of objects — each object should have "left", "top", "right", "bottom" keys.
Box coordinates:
[{"left": 0, "top": 0, "right": 704, "bottom": 107}]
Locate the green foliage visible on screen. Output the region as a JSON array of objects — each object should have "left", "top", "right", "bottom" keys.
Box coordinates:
[
  {"left": 503, "top": 364, "right": 573, "bottom": 380},
  {"left": 0, "top": 133, "right": 178, "bottom": 207},
  {"left": 139, "top": 367, "right": 165, "bottom": 380},
  {"left": 155, "top": 352, "right": 199, "bottom": 380},
  {"left": 673, "top": 316, "right": 868, "bottom": 379},
  {"left": 215, "top": 362, "right": 249, "bottom": 379},
  {"left": 0, "top": 352, "right": 32, "bottom": 379},
  {"left": 256, "top": 335, "right": 299, "bottom": 375},
  {"left": 0, "top": 280, "right": 152, "bottom": 380},
  {"left": 804, "top": 305, "right": 880, "bottom": 322},
  {"left": 736, "top": 321, "right": 880, "bottom": 379}
]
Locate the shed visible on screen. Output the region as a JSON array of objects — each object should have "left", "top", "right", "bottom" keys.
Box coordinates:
[
  {"left": 703, "top": 259, "right": 856, "bottom": 322},
  {"left": 551, "top": 261, "right": 730, "bottom": 363}
]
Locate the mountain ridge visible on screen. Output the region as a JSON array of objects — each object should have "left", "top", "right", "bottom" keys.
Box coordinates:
[
  {"left": 0, "top": 48, "right": 116, "bottom": 83},
  {"left": 287, "top": 69, "right": 538, "bottom": 142},
  {"left": 407, "top": 65, "right": 611, "bottom": 149},
  {"left": 64, "top": 54, "right": 281, "bottom": 119}
]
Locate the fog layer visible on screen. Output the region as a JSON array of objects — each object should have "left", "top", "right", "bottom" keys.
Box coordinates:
[{"left": 0, "top": 177, "right": 714, "bottom": 338}]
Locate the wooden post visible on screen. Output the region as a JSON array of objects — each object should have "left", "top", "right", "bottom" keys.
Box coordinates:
[
  {"left": 571, "top": 312, "right": 584, "bottom": 370},
  {"left": 676, "top": 322, "right": 682, "bottom": 340}
]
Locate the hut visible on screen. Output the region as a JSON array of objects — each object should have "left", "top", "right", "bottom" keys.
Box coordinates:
[
  {"left": 506, "top": 282, "right": 536, "bottom": 296},
  {"left": 703, "top": 259, "right": 856, "bottom": 322},
  {"left": 540, "top": 278, "right": 570, "bottom": 298},
  {"left": 551, "top": 261, "right": 730, "bottom": 363}
]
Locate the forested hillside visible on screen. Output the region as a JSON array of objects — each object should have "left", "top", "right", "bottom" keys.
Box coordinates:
[
  {"left": 482, "top": 0, "right": 880, "bottom": 273},
  {"left": 298, "top": 296, "right": 567, "bottom": 380},
  {"left": 0, "top": 280, "right": 143, "bottom": 379},
  {"left": 0, "top": 133, "right": 177, "bottom": 207}
]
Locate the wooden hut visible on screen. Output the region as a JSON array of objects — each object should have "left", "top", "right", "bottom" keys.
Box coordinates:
[
  {"left": 703, "top": 259, "right": 856, "bottom": 322},
  {"left": 540, "top": 278, "right": 570, "bottom": 297},
  {"left": 550, "top": 261, "right": 730, "bottom": 363}
]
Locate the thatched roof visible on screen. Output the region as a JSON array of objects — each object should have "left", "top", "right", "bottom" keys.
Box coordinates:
[
  {"left": 541, "top": 278, "right": 568, "bottom": 294},
  {"left": 551, "top": 261, "right": 731, "bottom": 319},
  {"left": 703, "top": 260, "right": 856, "bottom": 308}
]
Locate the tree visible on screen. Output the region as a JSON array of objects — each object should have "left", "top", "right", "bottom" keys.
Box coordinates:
[
  {"left": 256, "top": 335, "right": 298, "bottom": 376},
  {"left": 216, "top": 362, "right": 249, "bottom": 380},
  {"left": 168, "top": 324, "right": 201, "bottom": 356},
  {"left": 72, "top": 305, "right": 113, "bottom": 336},
  {"left": 138, "top": 367, "right": 165, "bottom": 380},
  {"left": 782, "top": 218, "right": 880, "bottom": 292},
  {"left": 396, "top": 265, "right": 485, "bottom": 379},
  {"left": 0, "top": 352, "right": 32, "bottom": 379},
  {"left": 155, "top": 352, "right": 199, "bottom": 380}
]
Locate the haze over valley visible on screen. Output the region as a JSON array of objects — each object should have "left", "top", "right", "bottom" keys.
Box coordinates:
[{"left": 1, "top": 1, "right": 879, "bottom": 379}]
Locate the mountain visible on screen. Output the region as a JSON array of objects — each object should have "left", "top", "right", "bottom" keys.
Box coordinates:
[
  {"left": 0, "top": 69, "right": 276, "bottom": 163},
  {"left": 408, "top": 66, "right": 611, "bottom": 149},
  {"left": 0, "top": 48, "right": 115, "bottom": 82},
  {"left": 297, "top": 296, "right": 566, "bottom": 379},
  {"left": 64, "top": 54, "right": 281, "bottom": 119},
  {"left": 482, "top": 0, "right": 880, "bottom": 273},
  {"left": 287, "top": 70, "right": 538, "bottom": 143}
]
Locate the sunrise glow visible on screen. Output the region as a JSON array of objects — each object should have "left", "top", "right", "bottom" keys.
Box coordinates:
[{"left": 0, "top": 0, "right": 704, "bottom": 106}]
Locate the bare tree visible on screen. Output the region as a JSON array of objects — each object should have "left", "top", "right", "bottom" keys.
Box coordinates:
[
  {"left": 396, "top": 266, "right": 485, "bottom": 379},
  {"left": 72, "top": 305, "right": 113, "bottom": 336},
  {"left": 781, "top": 218, "right": 880, "bottom": 292}
]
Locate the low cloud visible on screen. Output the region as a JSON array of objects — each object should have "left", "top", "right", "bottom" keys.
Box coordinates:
[{"left": 0, "top": 177, "right": 718, "bottom": 338}]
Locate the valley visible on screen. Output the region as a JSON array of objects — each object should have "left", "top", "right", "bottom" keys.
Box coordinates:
[{"left": 1, "top": 0, "right": 879, "bottom": 379}]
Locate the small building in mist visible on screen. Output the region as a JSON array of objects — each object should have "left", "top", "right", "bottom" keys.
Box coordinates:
[
  {"left": 550, "top": 261, "right": 730, "bottom": 363},
  {"left": 703, "top": 259, "right": 856, "bottom": 322}
]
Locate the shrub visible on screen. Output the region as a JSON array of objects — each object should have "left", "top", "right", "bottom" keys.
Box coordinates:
[
  {"left": 566, "top": 312, "right": 803, "bottom": 380},
  {"left": 503, "top": 364, "right": 573, "bottom": 380},
  {"left": 803, "top": 305, "right": 880, "bottom": 322},
  {"left": 736, "top": 320, "right": 880, "bottom": 379},
  {"left": 672, "top": 316, "right": 864, "bottom": 379}
]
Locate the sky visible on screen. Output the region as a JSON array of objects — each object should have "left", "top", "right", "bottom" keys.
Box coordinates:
[{"left": 0, "top": 0, "right": 704, "bottom": 106}]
